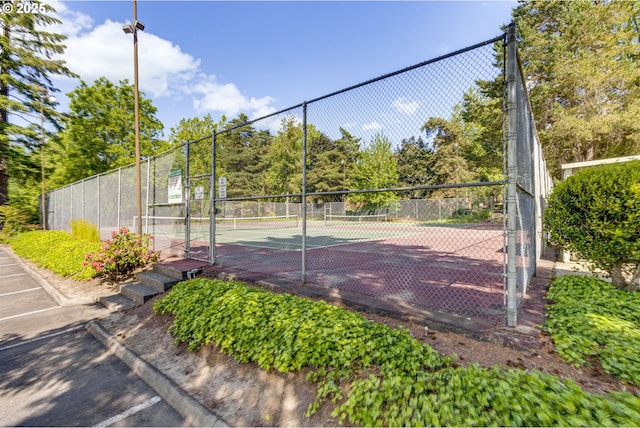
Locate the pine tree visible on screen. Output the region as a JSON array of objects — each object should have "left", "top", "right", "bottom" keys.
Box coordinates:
[
  {"left": 513, "top": 0, "right": 640, "bottom": 174},
  {"left": 0, "top": 1, "right": 76, "bottom": 206}
]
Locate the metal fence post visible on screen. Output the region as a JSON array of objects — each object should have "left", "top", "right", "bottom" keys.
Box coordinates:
[
  {"left": 97, "top": 175, "right": 101, "bottom": 236},
  {"left": 506, "top": 23, "right": 518, "bottom": 327},
  {"left": 145, "top": 158, "right": 150, "bottom": 234},
  {"left": 301, "top": 102, "right": 308, "bottom": 283},
  {"left": 210, "top": 131, "right": 217, "bottom": 265},
  {"left": 185, "top": 141, "right": 191, "bottom": 259},
  {"left": 117, "top": 168, "right": 122, "bottom": 229}
]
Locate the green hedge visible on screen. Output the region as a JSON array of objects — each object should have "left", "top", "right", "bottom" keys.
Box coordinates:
[
  {"left": 543, "top": 160, "right": 640, "bottom": 289},
  {"left": 154, "top": 278, "right": 640, "bottom": 426},
  {"left": 11, "top": 230, "right": 100, "bottom": 280}
]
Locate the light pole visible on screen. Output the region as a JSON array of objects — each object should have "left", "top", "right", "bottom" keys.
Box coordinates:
[{"left": 122, "top": 0, "right": 145, "bottom": 235}]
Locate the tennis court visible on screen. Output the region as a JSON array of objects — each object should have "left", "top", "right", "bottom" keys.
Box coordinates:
[{"left": 149, "top": 214, "right": 507, "bottom": 321}]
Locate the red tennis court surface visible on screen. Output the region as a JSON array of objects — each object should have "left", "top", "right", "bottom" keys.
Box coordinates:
[{"left": 174, "top": 222, "right": 508, "bottom": 324}]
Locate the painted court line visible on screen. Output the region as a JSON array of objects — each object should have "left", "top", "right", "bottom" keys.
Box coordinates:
[
  {"left": 0, "top": 287, "right": 41, "bottom": 297},
  {"left": 93, "top": 396, "right": 162, "bottom": 428},
  {"left": 0, "top": 306, "right": 60, "bottom": 322},
  {"left": 0, "top": 325, "right": 84, "bottom": 352}
]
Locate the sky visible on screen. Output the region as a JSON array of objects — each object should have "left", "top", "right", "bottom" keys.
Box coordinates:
[{"left": 47, "top": 0, "right": 518, "bottom": 138}]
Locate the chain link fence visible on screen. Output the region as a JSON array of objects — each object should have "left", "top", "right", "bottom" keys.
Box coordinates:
[{"left": 45, "top": 26, "right": 552, "bottom": 326}]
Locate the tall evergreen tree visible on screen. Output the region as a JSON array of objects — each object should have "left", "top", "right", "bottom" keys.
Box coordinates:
[
  {"left": 217, "top": 114, "right": 271, "bottom": 197},
  {"left": 0, "top": 2, "right": 76, "bottom": 207},
  {"left": 395, "top": 136, "right": 432, "bottom": 198},
  {"left": 306, "top": 127, "right": 359, "bottom": 202},
  {"left": 513, "top": 0, "right": 640, "bottom": 174},
  {"left": 421, "top": 116, "right": 474, "bottom": 197}
]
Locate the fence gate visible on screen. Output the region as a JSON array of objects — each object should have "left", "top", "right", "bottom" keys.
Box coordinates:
[{"left": 184, "top": 136, "right": 214, "bottom": 262}]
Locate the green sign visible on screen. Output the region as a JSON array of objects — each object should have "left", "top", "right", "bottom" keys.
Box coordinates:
[{"left": 168, "top": 169, "right": 183, "bottom": 203}]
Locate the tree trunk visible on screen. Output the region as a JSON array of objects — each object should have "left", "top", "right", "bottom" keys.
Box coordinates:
[
  {"left": 610, "top": 263, "right": 638, "bottom": 291},
  {"left": 0, "top": 24, "right": 9, "bottom": 206}
]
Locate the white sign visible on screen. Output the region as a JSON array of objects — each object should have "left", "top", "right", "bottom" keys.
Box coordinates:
[
  {"left": 218, "top": 176, "right": 227, "bottom": 198},
  {"left": 168, "top": 169, "right": 182, "bottom": 203},
  {"left": 194, "top": 186, "right": 204, "bottom": 200}
]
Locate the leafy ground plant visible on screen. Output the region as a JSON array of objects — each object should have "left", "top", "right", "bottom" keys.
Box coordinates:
[
  {"left": 10, "top": 230, "right": 100, "bottom": 280},
  {"left": 154, "top": 278, "right": 640, "bottom": 426},
  {"left": 545, "top": 275, "right": 640, "bottom": 386},
  {"left": 84, "top": 227, "right": 160, "bottom": 284}
]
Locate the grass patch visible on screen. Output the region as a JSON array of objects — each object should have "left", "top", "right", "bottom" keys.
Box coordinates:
[
  {"left": 10, "top": 230, "right": 100, "bottom": 280},
  {"left": 154, "top": 278, "right": 640, "bottom": 426},
  {"left": 545, "top": 275, "right": 640, "bottom": 386},
  {"left": 71, "top": 219, "right": 100, "bottom": 243}
]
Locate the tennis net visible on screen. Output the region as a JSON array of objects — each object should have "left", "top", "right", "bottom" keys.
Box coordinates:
[
  {"left": 139, "top": 214, "right": 299, "bottom": 233},
  {"left": 323, "top": 213, "right": 388, "bottom": 226},
  {"left": 216, "top": 214, "right": 300, "bottom": 231}
]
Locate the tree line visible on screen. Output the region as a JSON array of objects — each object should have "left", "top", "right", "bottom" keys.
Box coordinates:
[{"left": 1, "top": 0, "right": 638, "bottom": 222}]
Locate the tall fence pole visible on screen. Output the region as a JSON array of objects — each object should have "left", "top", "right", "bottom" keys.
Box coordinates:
[
  {"left": 210, "top": 131, "right": 217, "bottom": 265},
  {"left": 301, "top": 103, "right": 308, "bottom": 283},
  {"left": 506, "top": 23, "right": 518, "bottom": 327},
  {"left": 145, "top": 158, "right": 150, "bottom": 234},
  {"left": 185, "top": 141, "right": 191, "bottom": 259}
]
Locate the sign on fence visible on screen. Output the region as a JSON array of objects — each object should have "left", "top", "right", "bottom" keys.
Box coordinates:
[
  {"left": 218, "top": 176, "right": 227, "bottom": 198},
  {"left": 168, "top": 169, "right": 183, "bottom": 203}
]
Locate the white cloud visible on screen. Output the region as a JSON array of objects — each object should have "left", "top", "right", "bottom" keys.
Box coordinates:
[
  {"left": 51, "top": 1, "right": 276, "bottom": 120},
  {"left": 189, "top": 77, "right": 276, "bottom": 118},
  {"left": 362, "top": 121, "right": 382, "bottom": 131},
  {"left": 392, "top": 97, "right": 420, "bottom": 115}
]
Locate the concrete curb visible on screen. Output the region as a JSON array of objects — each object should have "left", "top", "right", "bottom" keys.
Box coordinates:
[{"left": 86, "top": 320, "right": 228, "bottom": 428}]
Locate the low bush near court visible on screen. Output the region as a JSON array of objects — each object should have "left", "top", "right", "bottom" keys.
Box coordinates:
[
  {"left": 84, "top": 227, "right": 160, "bottom": 284},
  {"left": 545, "top": 275, "right": 640, "bottom": 386},
  {"left": 10, "top": 230, "right": 100, "bottom": 280},
  {"left": 154, "top": 278, "right": 640, "bottom": 426}
]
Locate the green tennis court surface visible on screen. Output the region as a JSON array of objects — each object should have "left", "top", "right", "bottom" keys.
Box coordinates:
[{"left": 146, "top": 215, "right": 431, "bottom": 251}]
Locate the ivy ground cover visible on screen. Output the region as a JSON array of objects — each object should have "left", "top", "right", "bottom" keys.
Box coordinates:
[{"left": 154, "top": 278, "right": 640, "bottom": 426}]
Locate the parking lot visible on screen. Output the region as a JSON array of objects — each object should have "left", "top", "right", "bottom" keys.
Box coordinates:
[{"left": 0, "top": 247, "right": 188, "bottom": 427}]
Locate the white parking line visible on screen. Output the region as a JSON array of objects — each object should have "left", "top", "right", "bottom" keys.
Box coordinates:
[
  {"left": 93, "top": 396, "right": 162, "bottom": 427},
  {"left": 0, "top": 325, "right": 84, "bottom": 352},
  {"left": 0, "top": 263, "right": 17, "bottom": 268},
  {"left": 0, "top": 273, "right": 27, "bottom": 279},
  {"left": 0, "top": 306, "right": 60, "bottom": 322},
  {"left": 0, "top": 287, "right": 41, "bottom": 297}
]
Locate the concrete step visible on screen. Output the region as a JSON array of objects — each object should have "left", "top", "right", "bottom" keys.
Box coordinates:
[
  {"left": 153, "top": 263, "right": 188, "bottom": 280},
  {"left": 120, "top": 282, "right": 161, "bottom": 305},
  {"left": 153, "top": 259, "right": 207, "bottom": 280},
  {"left": 138, "top": 271, "right": 179, "bottom": 292},
  {"left": 99, "top": 293, "right": 139, "bottom": 311}
]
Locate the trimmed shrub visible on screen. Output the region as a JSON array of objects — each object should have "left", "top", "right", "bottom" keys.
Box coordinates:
[
  {"left": 543, "top": 160, "right": 640, "bottom": 290},
  {"left": 84, "top": 227, "right": 160, "bottom": 284}
]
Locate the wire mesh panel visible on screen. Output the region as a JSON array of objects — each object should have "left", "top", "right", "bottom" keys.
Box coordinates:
[
  {"left": 305, "top": 186, "right": 505, "bottom": 319},
  {"left": 44, "top": 29, "right": 554, "bottom": 326},
  {"left": 98, "top": 170, "right": 120, "bottom": 239},
  {"left": 211, "top": 106, "right": 306, "bottom": 274},
  {"left": 83, "top": 177, "right": 99, "bottom": 229},
  {"left": 146, "top": 146, "right": 186, "bottom": 254}
]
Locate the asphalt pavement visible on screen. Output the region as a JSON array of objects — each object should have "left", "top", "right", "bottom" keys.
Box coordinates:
[{"left": 0, "top": 246, "right": 198, "bottom": 427}]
